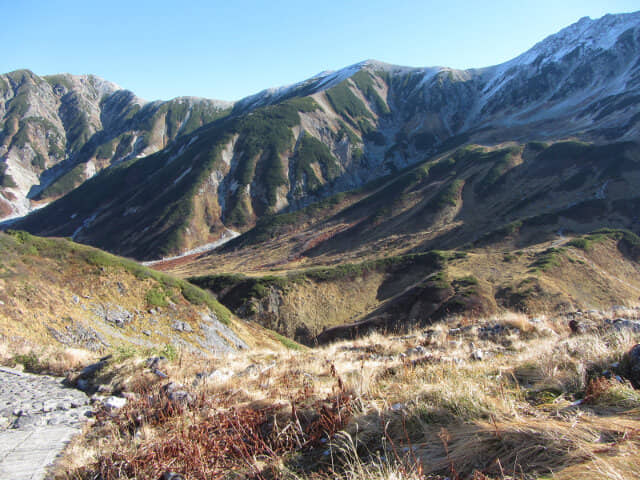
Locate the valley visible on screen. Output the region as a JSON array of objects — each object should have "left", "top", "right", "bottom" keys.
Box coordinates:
[{"left": 0, "top": 9, "right": 640, "bottom": 480}]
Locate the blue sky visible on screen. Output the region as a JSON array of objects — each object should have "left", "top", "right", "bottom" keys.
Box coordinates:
[{"left": 2, "top": 0, "right": 638, "bottom": 101}]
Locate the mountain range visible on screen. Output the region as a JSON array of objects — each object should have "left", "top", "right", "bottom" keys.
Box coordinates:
[
  {"left": 1, "top": 11, "right": 640, "bottom": 345},
  {"left": 1, "top": 11, "right": 638, "bottom": 260}
]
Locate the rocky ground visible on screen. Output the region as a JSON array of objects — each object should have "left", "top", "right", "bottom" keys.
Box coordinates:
[{"left": 0, "top": 366, "right": 92, "bottom": 480}]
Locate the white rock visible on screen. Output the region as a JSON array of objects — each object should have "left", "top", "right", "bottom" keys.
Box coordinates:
[{"left": 103, "top": 396, "right": 127, "bottom": 410}]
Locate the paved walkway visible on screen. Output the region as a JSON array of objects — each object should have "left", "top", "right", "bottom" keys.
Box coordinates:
[{"left": 0, "top": 367, "right": 92, "bottom": 480}]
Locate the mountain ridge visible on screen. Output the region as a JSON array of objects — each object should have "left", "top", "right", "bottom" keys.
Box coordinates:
[{"left": 5, "top": 11, "right": 640, "bottom": 262}]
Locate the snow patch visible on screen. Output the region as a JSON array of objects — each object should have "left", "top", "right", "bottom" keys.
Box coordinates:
[
  {"left": 141, "top": 228, "right": 241, "bottom": 265},
  {"left": 173, "top": 167, "right": 192, "bottom": 185},
  {"left": 72, "top": 212, "right": 98, "bottom": 240}
]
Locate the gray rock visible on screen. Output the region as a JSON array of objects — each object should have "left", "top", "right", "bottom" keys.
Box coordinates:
[
  {"left": 162, "top": 382, "right": 193, "bottom": 405},
  {"left": 161, "top": 472, "right": 186, "bottom": 480},
  {"left": 167, "top": 390, "right": 193, "bottom": 405},
  {"left": 608, "top": 318, "right": 640, "bottom": 333},
  {"left": 171, "top": 321, "right": 193, "bottom": 333},
  {"left": 12, "top": 414, "right": 43, "bottom": 429},
  {"left": 76, "top": 379, "right": 90, "bottom": 391},
  {"left": 152, "top": 368, "right": 168, "bottom": 379},
  {"left": 79, "top": 360, "right": 107, "bottom": 379},
  {"left": 622, "top": 344, "right": 640, "bottom": 388},
  {"left": 478, "top": 324, "right": 508, "bottom": 339},
  {"left": 146, "top": 356, "right": 167, "bottom": 369}
]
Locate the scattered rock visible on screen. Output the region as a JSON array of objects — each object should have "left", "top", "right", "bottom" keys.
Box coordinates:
[
  {"left": 160, "top": 472, "right": 185, "bottom": 480},
  {"left": 162, "top": 382, "right": 193, "bottom": 405},
  {"left": 167, "top": 390, "right": 193, "bottom": 405},
  {"left": 96, "top": 303, "right": 134, "bottom": 327},
  {"left": 103, "top": 396, "right": 127, "bottom": 410},
  {"left": 146, "top": 356, "right": 167, "bottom": 369},
  {"left": 152, "top": 368, "right": 168, "bottom": 379},
  {"left": 471, "top": 349, "right": 484, "bottom": 361},
  {"left": 208, "top": 369, "right": 234, "bottom": 382},
  {"left": 478, "top": 324, "right": 508, "bottom": 339},
  {"left": 172, "top": 321, "right": 193, "bottom": 333},
  {"left": 607, "top": 318, "right": 640, "bottom": 333},
  {"left": 72, "top": 295, "right": 80, "bottom": 304},
  {"left": 142, "top": 330, "right": 151, "bottom": 336},
  {"left": 405, "top": 346, "right": 427, "bottom": 356}
]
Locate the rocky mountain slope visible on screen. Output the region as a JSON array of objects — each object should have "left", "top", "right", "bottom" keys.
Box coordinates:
[
  {"left": 9, "top": 11, "right": 640, "bottom": 260},
  {"left": 0, "top": 70, "right": 231, "bottom": 220}
]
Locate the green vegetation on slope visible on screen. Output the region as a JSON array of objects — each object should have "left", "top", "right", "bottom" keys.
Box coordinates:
[
  {"left": 0, "top": 163, "right": 17, "bottom": 188},
  {"left": 325, "top": 81, "right": 372, "bottom": 122},
  {"left": 37, "top": 163, "right": 86, "bottom": 198},
  {"left": 351, "top": 71, "right": 390, "bottom": 115},
  {"left": 226, "top": 97, "right": 320, "bottom": 224},
  {"left": 292, "top": 132, "right": 341, "bottom": 194}
]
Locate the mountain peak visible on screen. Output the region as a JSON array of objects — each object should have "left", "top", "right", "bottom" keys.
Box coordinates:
[{"left": 507, "top": 10, "right": 640, "bottom": 68}]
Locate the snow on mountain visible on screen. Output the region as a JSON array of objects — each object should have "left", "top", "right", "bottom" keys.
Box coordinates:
[{"left": 508, "top": 11, "right": 640, "bottom": 68}]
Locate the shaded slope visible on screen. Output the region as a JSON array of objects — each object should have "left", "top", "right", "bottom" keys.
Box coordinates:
[{"left": 187, "top": 231, "right": 640, "bottom": 344}]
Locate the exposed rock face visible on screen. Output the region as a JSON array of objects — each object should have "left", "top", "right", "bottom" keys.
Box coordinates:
[
  {"left": 9, "top": 12, "right": 640, "bottom": 260},
  {"left": 0, "top": 70, "right": 232, "bottom": 220}
]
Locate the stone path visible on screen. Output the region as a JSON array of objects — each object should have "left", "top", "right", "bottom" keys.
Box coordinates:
[{"left": 0, "top": 367, "right": 92, "bottom": 480}]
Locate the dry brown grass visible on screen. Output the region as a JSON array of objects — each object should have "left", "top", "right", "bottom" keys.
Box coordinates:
[
  {"left": 43, "top": 309, "right": 640, "bottom": 479},
  {"left": 0, "top": 335, "right": 98, "bottom": 375}
]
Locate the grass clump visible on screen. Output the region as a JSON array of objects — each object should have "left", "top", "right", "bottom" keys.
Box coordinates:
[
  {"left": 145, "top": 287, "right": 168, "bottom": 308},
  {"left": 530, "top": 247, "right": 565, "bottom": 272},
  {"left": 431, "top": 179, "right": 464, "bottom": 210},
  {"left": 270, "top": 331, "right": 307, "bottom": 351},
  {"left": 12, "top": 352, "right": 41, "bottom": 372}
]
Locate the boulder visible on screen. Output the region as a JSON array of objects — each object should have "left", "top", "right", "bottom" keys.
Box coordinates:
[{"left": 621, "top": 344, "right": 640, "bottom": 388}]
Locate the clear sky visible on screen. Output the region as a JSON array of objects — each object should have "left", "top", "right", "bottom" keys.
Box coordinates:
[{"left": 2, "top": 0, "right": 638, "bottom": 102}]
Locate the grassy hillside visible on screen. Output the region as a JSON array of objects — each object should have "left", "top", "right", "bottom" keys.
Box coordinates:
[{"left": 0, "top": 230, "right": 288, "bottom": 354}]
